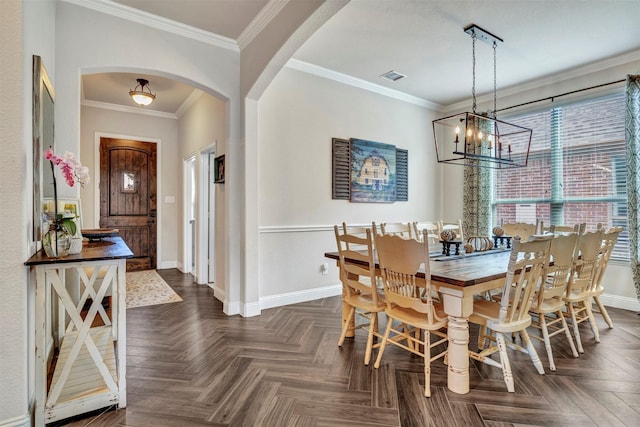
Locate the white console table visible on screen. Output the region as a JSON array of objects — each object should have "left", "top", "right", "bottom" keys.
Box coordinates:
[{"left": 25, "top": 237, "right": 133, "bottom": 426}]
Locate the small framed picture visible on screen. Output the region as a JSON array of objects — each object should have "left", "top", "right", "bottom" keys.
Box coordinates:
[{"left": 214, "top": 155, "right": 225, "bottom": 183}]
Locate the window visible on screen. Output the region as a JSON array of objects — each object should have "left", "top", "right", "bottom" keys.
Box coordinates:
[{"left": 492, "top": 92, "right": 629, "bottom": 260}]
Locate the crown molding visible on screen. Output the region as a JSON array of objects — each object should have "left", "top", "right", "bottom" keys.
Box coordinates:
[
  {"left": 175, "top": 89, "right": 203, "bottom": 118},
  {"left": 286, "top": 59, "right": 442, "bottom": 111},
  {"left": 443, "top": 48, "right": 640, "bottom": 114},
  {"left": 82, "top": 99, "right": 178, "bottom": 119},
  {"left": 62, "top": 0, "right": 239, "bottom": 52},
  {"left": 237, "top": 0, "right": 289, "bottom": 50}
]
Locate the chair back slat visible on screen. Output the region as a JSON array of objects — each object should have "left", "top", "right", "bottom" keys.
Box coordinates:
[
  {"left": 501, "top": 222, "right": 538, "bottom": 240},
  {"left": 499, "top": 235, "right": 553, "bottom": 324},
  {"left": 334, "top": 225, "right": 380, "bottom": 303},
  {"left": 535, "top": 233, "right": 579, "bottom": 306},
  {"left": 567, "top": 229, "right": 604, "bottom": 296},
  {"left": 380, "top": 222, "right": 414, "bottom": 239},
  {"left": 412, "top": 221, "right": 440, "bottom": 244},
  {"left": 591, "top": 227, "right": 623, "bottom": 292}
]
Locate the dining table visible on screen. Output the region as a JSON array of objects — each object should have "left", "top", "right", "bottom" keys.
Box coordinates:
[{"left": 324, "top": 247, "right": 513, "bottom": 395}]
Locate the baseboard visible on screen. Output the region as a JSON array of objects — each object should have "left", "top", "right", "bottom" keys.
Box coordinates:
[
  {"left": 160, "top": 260, "right": 178, "bottom": 269},
  {"left": 259, "top": 283, "right": 342, "bottom": 311},
  {"left": 0, "top": 414, "right": 30, "bottom": 427},
  {"left": 600, "top": 294, "right": 640, "bottom": 312}
]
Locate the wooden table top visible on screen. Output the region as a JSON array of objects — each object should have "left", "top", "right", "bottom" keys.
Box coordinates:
[
  {"left": 25, "top": 236, "right": 134, "bottom": 266},
  {"left": 324, "top": 249, "right": 512, "bottom": 288}
]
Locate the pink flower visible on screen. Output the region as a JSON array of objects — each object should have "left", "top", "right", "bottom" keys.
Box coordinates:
[{"left": 44, "top": 147, "right": 90, "bottom": 189}]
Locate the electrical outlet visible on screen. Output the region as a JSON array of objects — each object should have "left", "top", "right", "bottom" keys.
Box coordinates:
[{"left": 321, "top": 262, "right": 329, "bottom": 275}]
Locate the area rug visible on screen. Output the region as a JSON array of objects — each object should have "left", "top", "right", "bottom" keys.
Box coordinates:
[{"left": 126, "top": 270, "right": 183, "bottom": 309}]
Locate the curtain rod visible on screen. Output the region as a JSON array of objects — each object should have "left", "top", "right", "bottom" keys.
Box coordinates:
[{"left": 497, "top": 78, "right": 626, "bottom": 113}]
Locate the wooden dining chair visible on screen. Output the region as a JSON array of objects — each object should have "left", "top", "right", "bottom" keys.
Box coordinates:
[
  {"left": 563, "top": 229, "right": 604, "bottom": 353},
  {"left": 373, "top": 229, "right": 448, "bottom": 397},
  {"left": 549, "top": 223, "right": 586, "bottom": 234},
  {"left": 340, "top": 222, "right": 372, "bottom": 250},
  {"left": 501, "top": 222, "right": 538, "bottom": 240},
  {"left": 334, "top": 225, "right": 385, "bottom": 365},
  {"left": 412, "top": 221, "right": 440, "bottom": 245},
  {"left": 468, "top": 235, "right": 553, "bottom": 392},
  {"left": 380, "top": 222, "right": 414, "bottom": 239},
  {"left": 438, "top": 219, "right": 463, "bottom": 241},
  {"left": 528, "top": 233, "right": 580, "bottom": 371},
  {"left": 589, "top": 227, "right": 623, "bottom": 329}
]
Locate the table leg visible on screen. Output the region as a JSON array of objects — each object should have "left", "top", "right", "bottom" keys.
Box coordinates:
[{"left": 446, "top": 315, "right": 470, "bottom": 394}]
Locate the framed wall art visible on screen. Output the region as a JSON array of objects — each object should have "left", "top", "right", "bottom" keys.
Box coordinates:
[{"left": 214, "top": 155, "right": 225, "bottom": 184}]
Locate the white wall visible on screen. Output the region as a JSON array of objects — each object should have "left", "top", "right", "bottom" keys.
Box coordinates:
[
  {"left": 257, "top": 67, "right": 440, "bottom": 301},
  {"left": 79, "top": 106, "right": 180, "bottom": 268},
  {"left": 1, "top": 0, "right": 56, "bottom": 425},
  {"left": 177, "top": 93, "right": 227, "bottom": 285}
]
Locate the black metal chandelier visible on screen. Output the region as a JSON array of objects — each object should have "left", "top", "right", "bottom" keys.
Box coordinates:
[{"left": 432, "top": 24, "right": 532, "bottom": 169}]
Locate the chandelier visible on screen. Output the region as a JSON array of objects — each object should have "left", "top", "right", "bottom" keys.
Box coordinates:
[
  {"left": 129, "top": 78, "right": 156, "bottom": 106},
  {"left": 432, "top": 24, "right": 532, "bottom": 169}
]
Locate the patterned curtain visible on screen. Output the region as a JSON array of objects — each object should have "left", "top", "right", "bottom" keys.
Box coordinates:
[
  {"left": 463, "top": 115, "right": 492, "bottom": 237},
  {"left": 463, "top": 165, "right": 491, "bottom": 237},
  {"left": 626, "top": 75, "right": 640, "bottom": 303}
]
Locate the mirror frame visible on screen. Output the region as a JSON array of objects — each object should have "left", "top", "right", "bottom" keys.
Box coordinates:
[{"left": 32, "top": 55, "right": 55, "bottom": 245}]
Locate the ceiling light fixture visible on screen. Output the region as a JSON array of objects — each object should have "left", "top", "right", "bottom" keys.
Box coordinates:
[
  {"left": 432, "top": 24, "right": 532, "bottom": 168},
  {"left": 129, "top": 78, "right": 156, "bottom": 106}
]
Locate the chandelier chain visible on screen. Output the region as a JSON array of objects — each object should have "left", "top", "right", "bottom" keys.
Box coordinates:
[
  {"left": 493, "top": 41, "right": 497, "bottom": 119},
  {"left": 472, "top": 31, "right": 477, "bottom": 113}
]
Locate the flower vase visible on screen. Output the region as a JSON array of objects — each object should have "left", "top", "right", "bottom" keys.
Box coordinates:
[
  {"left": 43, "top": 226, "right": 72, "bottom": 258},
  {"left": 67, "top": 217, "right": 83, "bottom": 254}
]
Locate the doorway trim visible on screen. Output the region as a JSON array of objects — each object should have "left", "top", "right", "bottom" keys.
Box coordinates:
[
  {"left": 183, "top": 154, "right": 196, "bottom": 275},
  {"left": 94, "top": 132, "right": 163, "bottom": 267},
  {"left": 195, "top": 143, "right": 217, "bottom": 285}
]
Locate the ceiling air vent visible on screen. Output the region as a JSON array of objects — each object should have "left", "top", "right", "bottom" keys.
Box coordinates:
[{"left": 380, "top": 70, "right": 406, "bottom": 82}]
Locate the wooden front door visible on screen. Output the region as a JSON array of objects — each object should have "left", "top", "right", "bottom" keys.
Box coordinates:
[{"left": 100, "top": 137, "right": 157, "bottom": 271}]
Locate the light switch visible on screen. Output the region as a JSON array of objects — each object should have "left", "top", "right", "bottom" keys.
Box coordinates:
[{"left": 165, "top": 196, "right": 175, "bottom": 203}]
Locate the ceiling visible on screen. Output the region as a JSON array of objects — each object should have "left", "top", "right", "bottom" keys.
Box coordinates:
[{"left": 81, "top": 0, "right": 640, "bottom": 115}]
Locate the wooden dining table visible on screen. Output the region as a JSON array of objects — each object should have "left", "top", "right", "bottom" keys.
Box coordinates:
[{"left": 324, "top": 248, "right": 513, "bottom": 395}]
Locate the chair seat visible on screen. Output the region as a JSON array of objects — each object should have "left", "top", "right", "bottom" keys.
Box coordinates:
[
  {"left": 344, "top": 293, "right": 386, "bottom": 313},
  {"left": 386, "top": 303, "right": 447, "bottom": 331},
  {"left": 470, "top": 300, "right": 532, "bottom": 333},
  {"left": 564, "top": 290, "right": 590, "bottom": 303},
  {"left": 529, "top": 297, "right": 565, "bottom": 314}
]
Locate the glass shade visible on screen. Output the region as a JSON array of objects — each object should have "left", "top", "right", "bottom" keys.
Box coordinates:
[{"left": 129, "top": 91, "right": 155, "bottom": 106}]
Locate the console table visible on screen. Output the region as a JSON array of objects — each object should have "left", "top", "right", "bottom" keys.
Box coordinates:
[{"left": 25, "top": 237, "right": 133, "bottom": 426}]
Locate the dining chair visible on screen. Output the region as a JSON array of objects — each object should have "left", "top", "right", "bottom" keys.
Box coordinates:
[
  {"left": 501, "top": 222, "right": 538, "bottom": 240},
  {"left": 589, "top": 227, "right": 623, "bottom": 329},
  {"left": 549, "top": 223, "right": 586, "bottom": 235},
  {"left": 438, "top": 219, "right": 463, "bottom": 241},
  {"left": 380, "top": 222, "right": 414, "bottom": 239},
  {"left": 373, "top": 229, "right": 448, "bottom": 397},
  {"left": 412, "top": 221, "right": 440, "bottom": 245},
  {"left": 563, "top": 229, "right": 604, "bottom": 353},
  {"left": 528, "top": 233, "right": 580, "bottom": 371},
  {"left": 468, "top": 234, "right": 553, "bottom": 392},
  {"left": 340, "top": 222, "right": 372, "bottom": 250},
  {"left": 334, "top": 225, "right": 386, "bottom": 365}
]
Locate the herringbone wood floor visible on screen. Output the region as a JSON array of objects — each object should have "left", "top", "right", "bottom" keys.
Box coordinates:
[{"left": 55, "top": 269, "right": 640, "bottom": 426}]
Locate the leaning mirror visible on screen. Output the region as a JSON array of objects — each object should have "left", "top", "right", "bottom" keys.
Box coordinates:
[{"left": 33, "top": 55, "right": 55, "bottom": 245}]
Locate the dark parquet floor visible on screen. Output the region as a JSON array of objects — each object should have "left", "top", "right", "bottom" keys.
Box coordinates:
[{"left": 55, "top": 269, "right": 640, "bottom": 427}]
